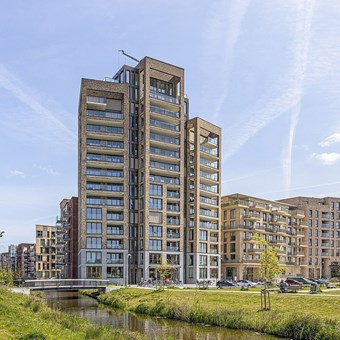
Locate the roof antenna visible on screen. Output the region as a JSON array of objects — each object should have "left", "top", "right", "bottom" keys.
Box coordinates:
[{"left": 118, "top": 50, "right": 139, "bottom": 63}]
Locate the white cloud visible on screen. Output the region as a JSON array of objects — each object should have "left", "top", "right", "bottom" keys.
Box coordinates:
[
  {"left": 0, "top": 64, "right": 77, "bottom": 147},
  {"left": 200, "top": 0, "right": 250, "bottom": 122},
  {"left": 34, "top": 164, "right": 59, "bottom": 176},
  {"left": 319, "top": 132, "right": 340, "bottom": 147},
  {"left": 10, "top": 170, "right": 25, "bottom": 178},
  {"left": 310, "top": 152, "right": 340, "bottom": 165}
]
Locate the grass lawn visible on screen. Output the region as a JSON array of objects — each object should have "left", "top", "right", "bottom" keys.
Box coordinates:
[
  {"left": 0, "top": 287, "right": 146, "bottom": 340},
  {"left": 99, "top": 287, "right": 340, "bottom": 339}
]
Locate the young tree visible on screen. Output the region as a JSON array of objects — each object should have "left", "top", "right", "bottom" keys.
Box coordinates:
[
  {"left": 252, "top": 235, "right": 283, "bottom": 310},
  {"left": 0, "top": 231, "right": 4, "bottom": 238}
]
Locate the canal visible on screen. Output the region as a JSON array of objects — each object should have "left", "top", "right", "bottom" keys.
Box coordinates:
[{"left": 44, "top": 291, "right": 280, "bottom": 340}]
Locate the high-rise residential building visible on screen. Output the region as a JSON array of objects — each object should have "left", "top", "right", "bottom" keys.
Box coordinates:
[
  {"left": 8, "top": 244, "right": 17, "bottom": 272},
  {"left": 221, "top": 194, "right": 308, "bottom": 281},
  {"left": 35, "top": 225, "right": 59, "bottom": 279},
  {"left": 0, "top": 252, "right": 10, "bottom": 270},
  {"left": 56, "top": 197, "right": 78, "bottom": 279},
  {"left": 186, "top": 118, "right": 221, "bottom": 283},
  {"left": 78, "top": 56, "right": 221, "bottom": 283},
  {"left": 17, "top": 243, "right": 35, "bottom": 280},
  {"left": 279, "top": 196, "right": 340, "bottom": 278}
]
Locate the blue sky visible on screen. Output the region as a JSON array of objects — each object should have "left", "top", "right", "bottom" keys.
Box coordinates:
[{"left": 1, "top": 0, "right": 340, "bottom": 250}]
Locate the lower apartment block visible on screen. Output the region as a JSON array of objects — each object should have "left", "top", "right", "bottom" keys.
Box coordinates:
[
  {"left": 221, "top": 194, "right": 308, "bottom": 281},
  {"left": 279, "top": 196, "right": 340, "bottom": 278}
]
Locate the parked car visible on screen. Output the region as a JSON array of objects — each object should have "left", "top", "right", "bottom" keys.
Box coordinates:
[
  {"left": 288, "top": 277, "right": 312, "bottom": 285},
  {"left": 285, "top": 279, "right": 303, "bottom": 286},
  {"left": 236, "top": 280, "right": 257, "bottom": 287},
  {"left": 216, "top": 280, "right": 235, "bottom": 288}
]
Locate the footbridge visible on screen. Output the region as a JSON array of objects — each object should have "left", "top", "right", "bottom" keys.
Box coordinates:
[{"left": 24, "top": 279, "right": 110, "bottom": 293}]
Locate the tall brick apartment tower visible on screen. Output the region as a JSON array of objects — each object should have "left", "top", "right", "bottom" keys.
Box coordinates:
[{"left": 78, "top": 56, "right": 221, "bottom": 283}]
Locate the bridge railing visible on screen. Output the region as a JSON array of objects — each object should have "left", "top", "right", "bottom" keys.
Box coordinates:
[{"left": 24, "top": 279, "right": 110, "bottom": 289}]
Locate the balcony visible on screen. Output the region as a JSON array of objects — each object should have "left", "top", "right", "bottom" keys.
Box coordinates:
[
  {"left": 209, "top": 249, "right": 219, "bottom": 254},
  {"left": 200, "top": 158, "right": 218, "bottom": 169},
  {"left": 200, "top": 183, "right": 218, "bottom": 194},
  {"left": 167, "top": 233, "right": 180, "bottom": 239},
  {"left": 86, "top": 96, "right": 107, "bottom": 110},
  {"left": 200, "top": 171, "right": 218, "bottom": 181},
  {"left": 274, "top": 217, "right": 286, "bottom": 224},
  {"left": 200, "top": 209, "right": 218, "bottom": 218},
  {"left": 243, "top": 212, "right": 260, "bottom": 220},
  {"left": 150, "top": 105, "right": 179, "bottom": 119},
  {"left": 167, "top": 246, "right": 180, "bottom": 252},
  {"left": 210, "top": 236, "right": 218, "bottom": 242},
  {"left": 107, "top": 259, "right": 124, "bottom": 264},
  {"left": 200, "top": 196, "right": 218, "bottom": 206},
  {"left": 87, "top": 109, "right": 123, "bottom": 120},
  {"left": 167, "top": 191, "right": 180, "bottom": 199},
  {"left": 150, "top": 90, "right": 180, "bottom": 105},
  {"left": 321, "top": 232, "right": 331, "bottom": 238},
  {"left": 150, "top": 133, "right": 180, "bottom": 146},
  {"left": 150, "top": 119, "right": 179, "bottom": 132},
  {"left": 150, "top": 160, "right": 180, "bottom": 172},
  {"left": 200, "top": 221, "right": 218, "bottom": 230},
  {"left": 321, "top": 251, "right": 331, "bottom": 256},
  {"left": 321, "top": 242, "right": 332, "bottom": 247},
  {"left": 321, "top": 223, "right": 332, "bottom": 228},
  {"left": 150, "top": 147, "right": 180, "bottom": 159},
  {"left": 200, "top": 145, "right": 218, "bottom": 158}
]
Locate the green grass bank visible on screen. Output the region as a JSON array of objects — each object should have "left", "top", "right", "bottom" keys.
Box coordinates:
[
  {"left": 98, "top": 288, "right": 340, "bottom": 340},
  {"left": 0, "top": 287, "right": 145, "bottom": 340}
]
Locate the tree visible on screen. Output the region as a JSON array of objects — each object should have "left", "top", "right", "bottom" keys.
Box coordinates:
[
  {"left": 155, "top": 260, "right": 176, "bottom": 290},
  {"left": 252, "top": 235, "right": 283, "bottom": 310},
  {"left": 0, "top": 231, "right": 4, "bottom": 238}
]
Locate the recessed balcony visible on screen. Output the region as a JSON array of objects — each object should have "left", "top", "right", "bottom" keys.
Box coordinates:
[{"left": 86, "top": 96, "right": 107, "bottom": 110}]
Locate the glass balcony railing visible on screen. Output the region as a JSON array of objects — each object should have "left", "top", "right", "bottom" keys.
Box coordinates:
[
  {"left": 150, "top": 133, "right": 180, "bottom": 145},
  {"left": 87, "top": 96, "right": 107, "bottom": 104},
  {"left": 167, "top": 233, "right": 180, "bottom": 238},
  {"left": 200, "top": 158, "right": 218, "bottom": 169},
  {"left": 200, "top": 221, "right": 218, "bottom": 230},
  {"left": 150, "top": 89, "right": 180, "bottom": 104},
  {"left": 86, "top": 124, "right": 123, "bottom": 134},
  {"left": 200, "top": 171, "right": 218, "bottom": 181},
  {"left": 167, "top": 205, "right": 180, "bottom": 212},
  {"left": 200, "top": 196, "right": 218, "bottom": 205},
  {"left": 86, "top": 139, "right": 124, "bottom": 149},
  {"left": 150, "top": 105, "right": 179, "bottom": 119},
  {"left": 200, "top": 183, "right": 218, "bottom": 193},
  {"left": 200, "top": 145, "right": 218, "bottom": 156},
  {"left": 150, "top": 119, "right": 179, "bottom": 132},
  {"left": 150, "top": 147, "right": 180, "bottom": 158},
  {"left": 167, "top": 191, "right": 180, "bottom": 199},
  {"left": 200, "top": 209, "right": 218, "bottom": 218},
  {"left": 87, "top": 109, "right": 123, "bottom": 120},
  {"left": 86, "top": 153, "right": 124, "bottom": 163},
  {"left": 150, "top": 161, "right": 179, "bottom": 172},
  {"left": 150, "top": 174, "right": 180, "bottom": 185},
  {"left": 207, "top": 137, "right": 218, "bottom": 145}
]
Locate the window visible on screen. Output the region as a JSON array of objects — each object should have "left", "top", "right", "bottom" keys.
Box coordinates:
[
  {"left": 36, "top": 230, "right": 43, "bottom": 237},
  {"left": 199, "top": 255, "right": 207, "bottom": 266},
  {"left": 308, "top": 210, "right": 312, "bottom": 218},
  {"left": 315, "top": 210, "right": 319, "bottom": 218},
  {"left": 199, "top": 243, "right": 207, "bottom": 253},
  {"left": 150, "top": 239, "right": 162, "bottom": 251},
  {"left": 200, "top": 230, "right": 208, "bottom": 241},
  {"left": 199, "top": 268, "right": 207, "bottom": 279},
  {"left": 149, "top": 253, "right": 161, "bottom": 264},
  {"left": 149, "top": 197, "right": 162, "bottom": 210},
  {"left": 86, "top": 208, "right": 102, "bottom": 220},
  {"left": 150, "top": 184, "right": 162, "bottom": 196},
  {"left": 86, "top": 266, "right": 102, "bottom": 279},
  {"left": 86, "top": 222, "right": 102, "bottom": 234},
  {"left": 107, "top": 253, "right": 123, "bottom": 264},
  {"left": 107, "top": 226, "right": 123, "bottom": 235},
  {"left": 150, "top": 226, "right": 162, "bottom": 237},
  {"left": 107, "top": 239, "right": 123, "bottom": 249},
  {"left": 86, "top": 251, "right": 102, "bottom": 264},
  {"left": 107, "top": 212, "right": 123, "bottom": 221},
  {"left": 107, "top": 267, "right": 123, "bottom": 278},
  {"left": 86, "top": 237, "right": 101, "bottom": 249}
]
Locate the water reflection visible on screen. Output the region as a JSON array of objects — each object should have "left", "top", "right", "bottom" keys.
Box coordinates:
[{"left": 44, "top": 292, "right": 279, "bottom": 340}]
